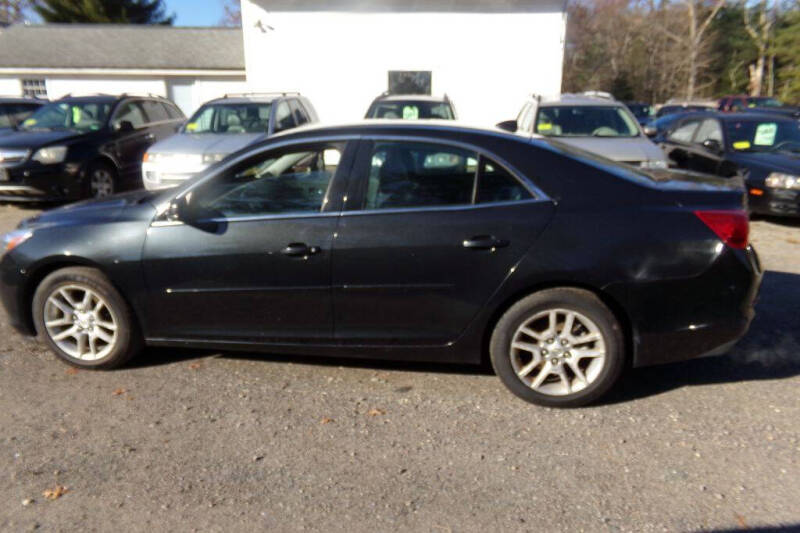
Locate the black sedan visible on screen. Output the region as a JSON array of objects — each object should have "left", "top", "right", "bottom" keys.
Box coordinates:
[
  {"left": 658, "top": 112, "right": 800, "bottom": 217},
  {"left": 0, "top": 122, "right": 762, "bottom": 407}
]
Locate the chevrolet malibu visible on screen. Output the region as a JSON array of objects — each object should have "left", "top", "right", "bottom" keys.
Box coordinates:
[{"left": 0, "top": 122, "right": 762, "bottom": 407}]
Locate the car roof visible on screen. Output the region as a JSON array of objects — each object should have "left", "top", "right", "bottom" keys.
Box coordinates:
[
  {"left": 535, "top": 94, "right": 624, "bottom": 107},
  {"left": 374, "top": 94, "right": 450, "bottom": 103},
  {"left": 674, "top": 110, "right": 796, "bottom": 123},
  {"left": 206, "top": 93, "right": 301, "bottom": 105},
  {"left": 0, "top": 96, "right": 45, "bottom": 104}
]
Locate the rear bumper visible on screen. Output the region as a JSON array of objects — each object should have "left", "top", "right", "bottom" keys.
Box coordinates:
[{"left": 617, "top": 245, "right": 762, "bottom": 368}]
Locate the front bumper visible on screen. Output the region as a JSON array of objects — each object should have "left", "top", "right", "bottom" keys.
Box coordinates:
[
  {"left": 141, "top": 159, "right": 207, "bottom": 191},
  {"left": 0, "top": 251, "right": 35, "bottom": 335},
  {"left": 748, "top": 187, "right": 800, "bottom": 217},
  {"left": 0, "top": 162, "right": 84, "bottom": 202}
]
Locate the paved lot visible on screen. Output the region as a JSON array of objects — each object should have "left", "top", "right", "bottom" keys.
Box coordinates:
[{"left": 0, "top": 204, "right": 798, "bottom": 532}]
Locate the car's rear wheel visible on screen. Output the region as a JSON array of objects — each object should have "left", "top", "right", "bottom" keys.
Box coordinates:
[
  {"left": 32, "top": 267, "right": 141, "bottom": 369},
  {"left": 490, "top": 288, "right": 625, "bottom": 407},
  {"left": 87, "top": 162, "right": 116, "bottom": 199}
]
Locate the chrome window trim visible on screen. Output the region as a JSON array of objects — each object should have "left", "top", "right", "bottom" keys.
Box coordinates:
[
  {"left": 339, "top": 198, "right": 547, "bottom": 218},
  {"left": 356, "top": 134, "right": 550, "bottom": 202}
]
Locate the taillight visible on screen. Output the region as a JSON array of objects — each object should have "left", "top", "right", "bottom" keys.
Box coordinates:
[{"left": 694, "top": 210, "right": 749, "bottom": 250}]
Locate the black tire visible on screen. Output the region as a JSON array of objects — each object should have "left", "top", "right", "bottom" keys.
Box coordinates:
[
  {"left": 489, "top": 288, "right": 625, "bottom": 408},
  {"left": 32, "top": 267, "right": 142, "bottom": 369},
  {"left": 85, "top": 161, "right": 117, "bottom": 199}
]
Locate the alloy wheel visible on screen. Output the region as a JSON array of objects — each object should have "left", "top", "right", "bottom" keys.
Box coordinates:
[
  {"left": 43, "top": 284, "right": 119, "bottom": 361},
  {"left": 509, "top": 308, "right": 607, "bottom": 396},
  {"left": 90, "top": 169, "right": 114, "bottom": 198}
]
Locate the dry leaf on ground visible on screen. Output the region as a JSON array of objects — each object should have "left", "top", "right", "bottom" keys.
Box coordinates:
[
  {"left": 65, "top": 368, "right": 79, "bottom": 375},
  {"left": 189, "top": 363, "right": 202, "bottom": 370},
  {"left": 42, "top": 486, "right": 68, "bottom": 500},
  {"left": 112, "top": 388, "right": 126, "bottom": 396},
  {"left": 320, "top": 417, "right": 334, "bottom": 424},
  {"left": 367, "top": 408, "right": 385, "bottom": 417}
]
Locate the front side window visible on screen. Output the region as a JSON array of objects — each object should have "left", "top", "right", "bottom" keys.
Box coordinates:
[
  {"left": 694, "top": 119, "right": 723, "bottom": 145},
  {"left": 289, "top": 100, "right": 309, "bottom": 126},
  {"left": 362, "top": 141, "right": 532, "bottom": 210},
  {"left": 187, "top": 143, "right": 344, "bottom": 218},
  {"left": 20, "top": 101, "right": 111, "bottom": 132},
  {"left": 184, "top": 103, "right": 272, "bottom": 134},
  {"left": 274, "top": 101, "right": 295, "bottom": 132},
  {"left": 518, "top": 103, "right": 535, "bottom": 133},
  {"left": 535, "top": 106, "right": 639, "bottom": 137},
  {"left": 668, "top": 120, "right": 701, "bottom": 143}
]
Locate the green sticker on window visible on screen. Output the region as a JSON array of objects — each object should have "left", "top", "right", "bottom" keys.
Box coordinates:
[
  {"left": 402, "top": 106, "right": 419, "bottom": 120},
  {"left": 754, "top": 123, "right": 777, "bottom": 146},
  {"left": 72, "top": 107, "right": 81, "bottom": 124}
]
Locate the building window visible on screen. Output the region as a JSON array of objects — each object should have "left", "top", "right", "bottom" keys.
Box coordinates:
[{"left": 21, "top": 79, "right": 47, "bottom": 98}]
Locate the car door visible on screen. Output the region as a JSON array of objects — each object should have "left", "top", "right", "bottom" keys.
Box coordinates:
[
  {"left": 686, "top": 118, "right": 726, "bottom": 175},
  {"left": 660, "top": 117, "right": 702, "bottom": 170},
  {"left": 331, "top": 138, "right": 555, "bottom": 345},
  {"left": 141, "top": 139, "right": 355, "bottom": 342},
  {"left": 110, "top": 99, "right": 153, "bottom": 181}
]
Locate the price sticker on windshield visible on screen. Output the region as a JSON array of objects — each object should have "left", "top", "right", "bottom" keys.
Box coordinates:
[
  {"left": 754, "top": 123, "right": 777, "bottom": 146},
  {"left": 402, "top": 106, "right": 419, "bottom": 120}
]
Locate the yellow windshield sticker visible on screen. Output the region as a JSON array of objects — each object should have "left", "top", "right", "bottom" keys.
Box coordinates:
[
  {"left": 538, "top": 122, "right": 553, "bottom": 131},
  {"left": 23, "top": 118, "right": 36, "bottom": 127},
  {"left": 754, "top": 123, "right": 777, "bottom": 146},
  {"left": 185, "top": 122, "right": 198, "bottom": 132},
  {"left": 402, "top": 106, "right": 419, "bottom": 120},
  {"left": 733, "top": 140, "right": 751, "bottom": 150}
]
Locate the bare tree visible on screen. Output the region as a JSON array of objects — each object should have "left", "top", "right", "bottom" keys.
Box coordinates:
[
  {"left": 743, "top": 0, "right": 776, "bottom": 96},
  {"left": 0, "top": 0, "right": 33, "bottom": 24},
  {"left": 220, "top": 0, "right": 241, "bottom": 27}
]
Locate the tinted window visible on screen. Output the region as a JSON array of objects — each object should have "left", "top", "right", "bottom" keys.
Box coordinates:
[
  {"left": 190, "top": 143, "right": 343, "bottom": 218},
  {"left": 143, "top": 100, "right": 169, "bottom": 123},
  {"left": 113, "top": 101, "right": 147, "bottom": 129},
  {"left": 274, "top": 101, "right": 295, "bottom": 132},
  {"left": 694, "top": 119, "right": 723, "bottom": 145},
  {"left": 725, "top": 119, "right": 800, "bottom": 152},
  {"left": 20, "top": 101, "right": 111, "bottom": 132},
  {"left": 185, "top": 103, "right": 272, "bottom": 134},
  {"left": 364, "top": 142, "right": 477, "bottom": 210},
  {"left": 668, "top": 120, "right": 701, "bottom": 143},
  {"left": 476, "top": 160, "right": 531, "bottom": 204},
  {"left": 289, "top": 99, "right": 309, "bottom": 126},
  {"left": 163, "top": 102, "right": 184, "bottom": 120},
  {"left": 535, "top": 106, "right": 639, "bottom": 137}
]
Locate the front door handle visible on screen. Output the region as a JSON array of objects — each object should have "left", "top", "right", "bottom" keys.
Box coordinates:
[
  {"left": 462, "top": 235, "right": 510, "bottom": 250},
  {"left": 281, "top": 243, "right": 320, "bottom": 257},
  {"left": 145, "top": 133, "right": 156, "bottom": 141}
]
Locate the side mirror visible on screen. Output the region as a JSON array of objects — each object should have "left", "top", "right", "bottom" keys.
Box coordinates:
[
  {"left": 644, "top": 125, "right": 657, "bottom": 137},
  {"left": 702, "top": 139, "right": 723, "bottom": 154},
  {"left": 496, "top": 120, "right": 518, "bottom": 133},
  {"left": 114, "top": 120, "right": 134, "bottom": 133}
]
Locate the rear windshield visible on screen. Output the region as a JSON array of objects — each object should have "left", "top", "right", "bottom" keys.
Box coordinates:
[
  {"left": 368, "top": 100, "right": 454, "bottom": 120},
  {"left": 535, "top": 106, "right": 640, "bottom": 138},
  {"left": 185, "top": 103, "right": 272, "bottom": 134}
]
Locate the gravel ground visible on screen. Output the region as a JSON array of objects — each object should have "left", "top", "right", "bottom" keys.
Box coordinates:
[{"left": 0, "top": 204, "right": 798, "bottom": 533}]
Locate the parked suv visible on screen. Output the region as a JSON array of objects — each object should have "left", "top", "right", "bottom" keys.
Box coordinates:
[
  {"left": 365, "top": 93, "right": 456, "bottom": 120},
  {"left": 0, "top": 96, "right": 45, "bottom": 135},
  {"left": 718, "top": 95, "right": 800, "bottom": 118},
  {"left": 0, "top": 94, "right": 184, "bottom": 202},
  {"left": 506, "top": 93, "right": 668, "bottom": 169},
  {"left": 142, "top": 93, "right": 318, "bottom": 191}
]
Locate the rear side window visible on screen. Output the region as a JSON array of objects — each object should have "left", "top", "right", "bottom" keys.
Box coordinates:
[
  {"left": 143, "top": 100, "right": 169, "bottom": 123},
  {"left": 163, "top": 102, "right": 184, "bottom": 120},
  {"left": 113, "top": 101, "right": 147, "bottom": 129},
  {"left": 362, "top": 141, "right": 532, "bottom": 210}
]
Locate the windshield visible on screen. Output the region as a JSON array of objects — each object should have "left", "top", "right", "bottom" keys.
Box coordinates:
[
  {"left": 185, "top": 103, "right": 273, "bottom": 134},
  {"left": 726, "top": 119, "right": 800, "bottom": 153},
  {"left": 747, "top": 97, "right": 783, "bottom": 108},
  {"left": 368, "top": 101, "right": 454, "bottom": 120},
  {"left": 19, "top": 101, "right": 111, "bottom": 132},
  {"left": 627, "top": 104, "right": 652, "bottom": 119},
  {"left": 535, "top": 106, "right": 640, "bottom": 137}
]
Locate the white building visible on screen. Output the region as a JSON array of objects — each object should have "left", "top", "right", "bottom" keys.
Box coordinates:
[
  {"left": 0, "top": 24, "right": 247, "bottom": 116},
  {"left": 241, "top": 0, "right": 567, "bottom": 125}
]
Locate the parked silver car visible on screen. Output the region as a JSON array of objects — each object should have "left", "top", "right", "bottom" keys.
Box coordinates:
[
  {"left": 504, "top": 93, "right": 668, "bottom": 169},
  {"left": 142, "top": 92, "right": 318, "bottom": 190}
]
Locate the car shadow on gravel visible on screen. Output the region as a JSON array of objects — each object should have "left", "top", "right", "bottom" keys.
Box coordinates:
[{"left": 605, "top": 269, "right": 800, "bottom": 405}]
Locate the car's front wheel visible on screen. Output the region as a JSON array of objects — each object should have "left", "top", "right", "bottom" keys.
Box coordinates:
[
  {"left": 32, "top": 267, "right": 141, "bottom": 369},
  {"left": 86, "top": 162, "right": 116, "bottom": 199},
  {"left": 490, "top": 288, "right": 625, "bottom": 407}
]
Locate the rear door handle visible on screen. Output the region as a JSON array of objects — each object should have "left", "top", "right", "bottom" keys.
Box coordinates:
[
  {"left": 462, "top": 235, "right": 510, "bottom": 250},
  {"left": 281, "top": 243, "right": 320, "bottom": 257}
]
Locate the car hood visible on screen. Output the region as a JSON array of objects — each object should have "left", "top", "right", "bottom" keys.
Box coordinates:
[
  {"left": 729, "top": 151, "right": 800, "bottom": 175},
  {"left": 18, "top": 190, "right": 160, "bottom": 230},
  {"left": 551, "top": 137, "right": 666, "bottom": 162},
  {"left": 149, "top": 132, "right": 266, "bottom": 156},
  {"left": 0, "top": 129, "right": 86, "bottom": 149}
]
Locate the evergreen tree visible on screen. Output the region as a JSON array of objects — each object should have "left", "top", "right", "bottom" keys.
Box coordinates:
[{"left": 35, "top": 0, "right": 174, "bottom": 25}]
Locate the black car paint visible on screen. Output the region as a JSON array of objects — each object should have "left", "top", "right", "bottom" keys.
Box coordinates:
[
  {"left": 0, "top": 96, "right": 184, "bottom": 202},
  {"left": 0, "top": 123, "right": 761, "bottom": 370},
  {"left": 658, "top": 112, "right": 800, "bottom": 217}
]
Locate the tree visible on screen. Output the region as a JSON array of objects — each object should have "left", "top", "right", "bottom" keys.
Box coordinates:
[
  {"left": 774, "top": 6, "right": 800, "bottom": 101},
  {"left": 35, "top": 0, "right": 175, "bottom": 25},
  {"left": 220, "top": 0, "right": 241, "bottom": 27},
  {"left": 708, "top": 4, "right": 758, "bottom": 96},
  {"left": 743, "top": 0, "right": 777, "bottom": 96},
  {"left": 0, "top": 0, "right": 34, "bottom": 24}
]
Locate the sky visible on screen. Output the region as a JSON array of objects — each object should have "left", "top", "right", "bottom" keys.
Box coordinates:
[{"left": 168, "top": 0, "right": 228, "bottom": 27}]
